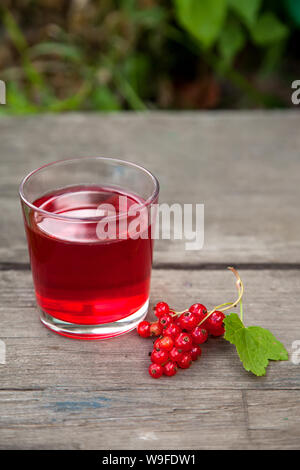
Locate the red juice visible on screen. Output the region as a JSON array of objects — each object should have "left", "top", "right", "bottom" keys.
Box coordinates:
[{"left": 24, "top": 185, "right": 154, "bottom": 329}]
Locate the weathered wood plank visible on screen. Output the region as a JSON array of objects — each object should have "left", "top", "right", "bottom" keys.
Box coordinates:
[
  {"left": 0, "top": 389, "right": 248, "bottom": 450},
  {"left": 1, "top": 389, "right": 300, "bottom": 449},
  {"left": 1, "top": 111, "right": 300, "bottom": 449},
  {"left": 1, "top": 111, "right": 300, "bottom": 264},
  {"left": 245, "top": 390, "right": 300, "bottom": 449},
  {"left": 1, "top": 389, "right": 299, "bottom": 449},
  {"left": 0, "top": 269, "right": 299, "bottom": 391},
  {"left": 246, "top": 390, "right": 300, "bottom": 430}
]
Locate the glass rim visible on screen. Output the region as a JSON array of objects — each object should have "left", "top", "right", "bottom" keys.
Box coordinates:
[{"left": 19, "top": 156, "right": 160, "bottom": 222}]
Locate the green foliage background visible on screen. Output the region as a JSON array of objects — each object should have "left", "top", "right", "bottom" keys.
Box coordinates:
[{"left": 0, "top": 0, "right": 299, "bottom": 114}]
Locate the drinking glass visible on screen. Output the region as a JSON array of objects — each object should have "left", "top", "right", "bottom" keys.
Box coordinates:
[{"left": 19, "top": 157, "right": 159, "bottom": 339}]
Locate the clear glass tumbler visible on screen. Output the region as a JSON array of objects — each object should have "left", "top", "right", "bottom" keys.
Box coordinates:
[{"left": 19, "top": 157, "right": 159, "bottom": 339}]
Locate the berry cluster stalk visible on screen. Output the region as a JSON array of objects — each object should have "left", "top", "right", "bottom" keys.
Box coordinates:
[{"left": 197, "top": 267, "right": 244, "bottom": 326}]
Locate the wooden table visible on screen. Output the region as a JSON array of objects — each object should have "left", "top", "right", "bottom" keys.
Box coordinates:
[{"left": 0, "top": 111, "right": 300, "bottom": 450}]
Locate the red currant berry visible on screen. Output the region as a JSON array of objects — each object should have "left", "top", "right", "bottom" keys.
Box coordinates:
[
  {"left": 189, "top": 303, "right": 207, "bottom": 315},
  {"left": 216, "top": 324, "right": 226, "bottom": 335},
  {"left": 178, "top": 352, "right": 193, "bottom": 369},
  {"left": 153, "top": 338, "right": 162, "bottom": 350},
  {"left": 210, "top": 325, "right": 225, "bottom": 337},
  {"left": 163, "top": 323, "right": 181, "bottom": 339},
  {"left": 159, "top": 313, "right": 172, "bottom": 329},
  {"left": 154, "top": 301, "right": 170, "bottom": 318},
  {"left": 151, "top": 349, "right": 169, "bottom": 365},
  {"left": 206, "top": 311, "right": 225, "bottom": 337},
  {"left": 149, "top": 363, "right": 163, "bottom": 379},
  {"left": 169, "top": 347, "right": 183, "bottom": 362},
  {"left": 175, "top": 332, "right": 193, "bottom": 352},
  {"left": 189, "top": 303, "right": 208, "bottom": 323},
  {"left": 137, "top": 321, "right": 151, "bottom": 338},
  {"left": 178, "top": 311, "right": 199, "bottom": 331},
  {"left": 190, "top": 345, "right": 202, "bottom": 361},
  {"left": 191, "top": 327, "right": 208, "bottom": 345},
  {"left": 163, "top": 361, "right": 178, "bottom": 377},
  {"left": 157, "top": 335, "right": 174, "bottom": 352},
  {"left": 150, "top": 321, "right": 163, "bottom": 337}
]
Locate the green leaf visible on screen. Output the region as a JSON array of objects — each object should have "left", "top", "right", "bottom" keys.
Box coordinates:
[
  {"left": 2, "top": 8, "right": 53, "bottom": 103},
  {"left": 4, "top": 81, "right": 39, "bottom": 114},
  {"left": 284, "top": 0, "right": 300, "bottom": 28},
  {"left": 120, "top": 0, "right": 136, "bottom": 12},
  {"left": 224, "top": 313, "right": 288, "bottom": 376},
  {"left": 123, "top": 54, "right": 151, "bottom": 96},
  {"left": 250, "top": 12, "right": 289, "bottom": 46},
  {"left": 132, "top": 7, "right": 167, "bottom": 28},
  {"left": 2, "top": 8, "right": 27, "bottom": 53},
  {"left": 90, "top": 86, "right": 121, "bottom": 111},
  {"left": 227, "top": 0, "right": 261, "bottom": 27},
  {"left": 173, "top": 0, "right": 227, "bottom": 48},
  {"left": 218, "top": 19, "right": 246, "bottom": 65},
  {"left": 30, "top": 42, "right": 83, "bottom": 63}
]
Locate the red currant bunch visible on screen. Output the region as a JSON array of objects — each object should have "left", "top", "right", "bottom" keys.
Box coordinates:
[
  {"left": 137, "top": 268, "right": 247, "bottom": 379},
  {"left": 137, "top": 300, "right": 227, "bottom": 379}
]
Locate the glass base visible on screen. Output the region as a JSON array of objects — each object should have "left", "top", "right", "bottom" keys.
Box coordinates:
[{"left": 39, "top": 299, "right": 149, "bottom": 340}]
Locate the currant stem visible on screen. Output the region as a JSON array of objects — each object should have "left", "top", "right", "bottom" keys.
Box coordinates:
[
  {"left": 197, "top": 267, "right": 244, "bottom": 327},
  {"left": 239, "top": 296, "right": 244, "bottom": 323},
  {"left": 228, "top": 266, "right": 244, "bottom": 323},
  {"left": 169, "top": 309, "right": 187, "bottom": 317},
  {"left": 167, "top": 267, "right": 244, "bottom": 326},
  {"left": 170, "top": 302, "right": 236, "bottom": 317}
]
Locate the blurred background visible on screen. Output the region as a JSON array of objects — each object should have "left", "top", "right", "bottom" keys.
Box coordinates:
[{"left": 0, "top": 0, "right": 299, "bottom": 114}]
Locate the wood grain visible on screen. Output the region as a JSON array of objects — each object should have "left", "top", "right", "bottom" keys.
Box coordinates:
[
  {"left": 0, "top": 268, "right": 299, "bottom": 448},
  {"left": 1, "top": 389, "right": 299, "bottom": 449},
  {"left": 1, "top": 111, "right": 300, "bottom": 264},
  {"left": 246, "top": 390, "right": 300, "bottom": 450},
  {"left": 1, "top": 112, "right": 300, "bottom": 449},
  {"left": 0, "top": 389, "right": 248, "bottom": 450}
]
